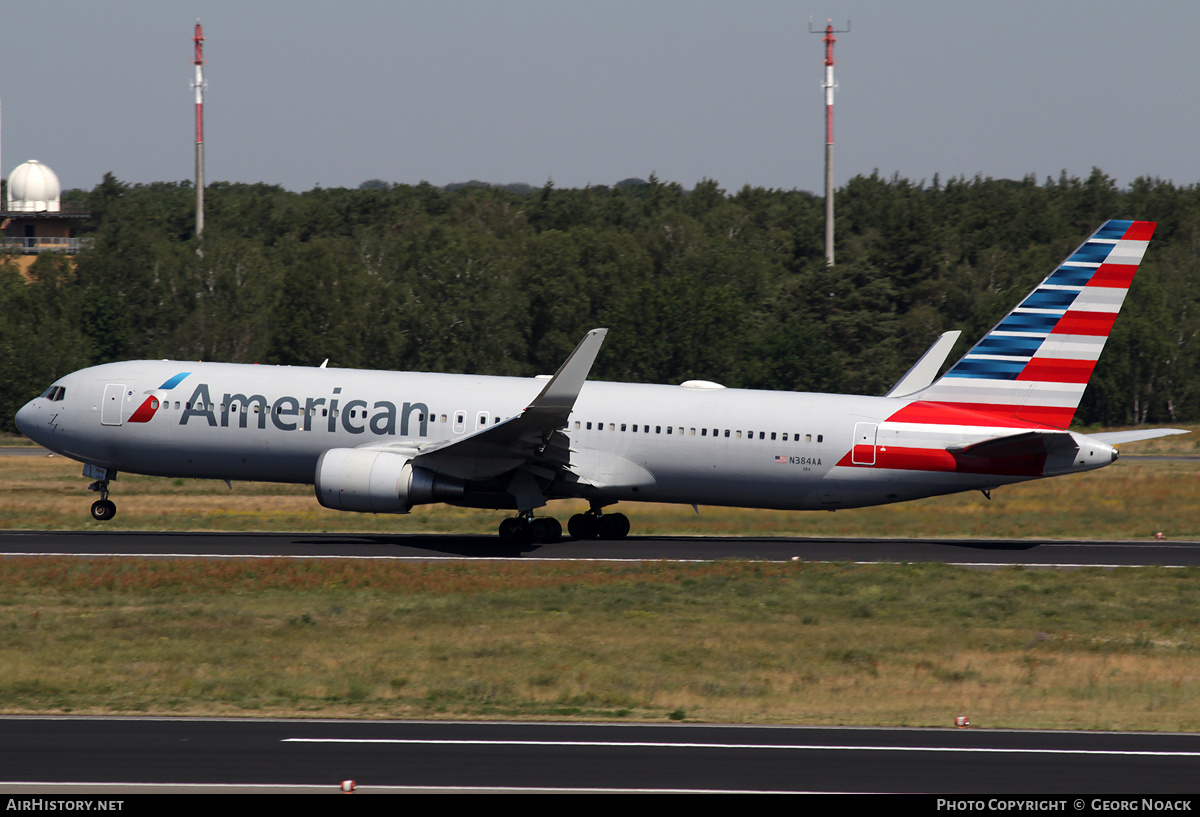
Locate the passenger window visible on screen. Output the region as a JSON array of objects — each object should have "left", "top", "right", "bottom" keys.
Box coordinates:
[{"left": 818, "top": 435, "right": 824, "bottom": 443}]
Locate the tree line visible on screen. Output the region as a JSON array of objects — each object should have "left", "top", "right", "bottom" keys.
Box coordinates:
[{"left": 2, "top": 168, "right": 1198, "bottom": 434}]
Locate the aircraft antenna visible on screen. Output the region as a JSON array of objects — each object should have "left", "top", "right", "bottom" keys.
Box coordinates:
[
  {"left": 809, "top": 17, "right": 849, "bottom": 266},
  {"left": 193, "top": 20, "right": 205, "bottom": 242}
]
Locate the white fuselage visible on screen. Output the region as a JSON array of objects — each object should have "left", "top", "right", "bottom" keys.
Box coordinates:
[{"left": 14, "top": 359, "right": 1118, "bottom": 514}]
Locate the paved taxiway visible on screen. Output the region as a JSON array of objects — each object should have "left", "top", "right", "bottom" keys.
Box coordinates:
[
  {"left": 1, "top": 718, "right": 1198, "bottom": 793},
  {"left": 2, "top": 529, "right": 1199, "bottom": 565}
]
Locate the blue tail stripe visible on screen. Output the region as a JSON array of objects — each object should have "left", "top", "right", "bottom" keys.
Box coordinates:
[
  {"left": 972, "top": 336, "right": 1044, "bottom": 357},
  {"left": 1020, "top": 289, "right": 1080, "bottom": 310},
  {"left": 943, "top": 358, "right": 1025, "bottom": 380},
  {"left": 1092, "top": 220, "right": 1133, "bottom": 240},
  {"left": 1067, "top": 242, "right": 1115, "bottom": 265},
  {"left": 1046, "top": 266, "right": 1096, "bottom": 286},
  {"left": 994, "top": 313, "right": 1061, "bottom": 334}
]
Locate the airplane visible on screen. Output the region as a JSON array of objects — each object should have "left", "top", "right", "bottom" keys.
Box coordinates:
[{"left": 14, "top": 219, "right": 1188, "bottom": 543}]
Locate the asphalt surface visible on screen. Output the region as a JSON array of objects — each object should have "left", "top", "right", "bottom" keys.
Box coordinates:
[
  {"left": 2, "top": 529, "right": 1199, "bottom": 565},
  {"left": 1, "top": 718, "right": 1198, "bottom": 794}
]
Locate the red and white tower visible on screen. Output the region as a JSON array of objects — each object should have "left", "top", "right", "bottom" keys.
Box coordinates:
[
  {"left": 810, "top": 18, "right": 849, "bottom": 266},
  {"left": 193, "top": 20, "right": 205, "bottom": 239}
]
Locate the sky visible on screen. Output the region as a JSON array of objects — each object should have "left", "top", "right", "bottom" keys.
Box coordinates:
[{"left": 3, "top": 1, "right": 1199, "bottom": 195}]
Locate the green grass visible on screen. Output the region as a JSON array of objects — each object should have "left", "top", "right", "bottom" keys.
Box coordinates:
[{"left": 1, "top": 557, "right": 1198, "bottom": 729}]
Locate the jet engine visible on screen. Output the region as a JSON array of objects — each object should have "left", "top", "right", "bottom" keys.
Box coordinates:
[{"left": 315, "top": 448, "right": 464, "bottom": 513}]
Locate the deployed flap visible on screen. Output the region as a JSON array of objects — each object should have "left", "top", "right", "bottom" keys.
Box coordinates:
[
  {"left": 1090, "top": 428, "right": 1190, "bottom": 445},
  {"left": 411, "top": 329, "right": 608, "bottom": 481},
  {"left": 886, "top": 331, "right": 961, "bottom": 398}
]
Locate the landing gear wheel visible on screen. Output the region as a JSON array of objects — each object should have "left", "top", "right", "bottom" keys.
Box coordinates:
[
  {"left": 568, "top": 513, "right": 599, "bottom": 540},
  {"left": 498, "top": 517, "right": 529, "bottom": 543},
  {"left": 530, "top": 517, "right": 562, "bottom": 544},
  {"left": 90, "top": 499, "right": 117, "bottom": 522},
  {"left": 597, "top": 512, "right": 630, "bottom": 540}
]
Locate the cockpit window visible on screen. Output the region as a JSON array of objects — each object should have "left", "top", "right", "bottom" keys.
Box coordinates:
[{"left": 41, "top": 385, "right": 66, "bottom": 402}]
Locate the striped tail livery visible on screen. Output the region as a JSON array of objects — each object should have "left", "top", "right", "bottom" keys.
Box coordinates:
[{"left": 915, "top": 220, "right": 1156, "bottom": 427}]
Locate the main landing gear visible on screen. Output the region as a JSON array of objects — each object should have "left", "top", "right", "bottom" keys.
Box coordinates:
[
  {"left": 88, "top": 479, "right": 117, "bottom": 521},
  {"left": 568, "top": 508, "right": 630, "bottom": 541},
  {"left": 498, "top": 514, "right": 562, "bottom": 545},
  {"left": 495, "top": 507, "right": 632, "bottom": 543}
]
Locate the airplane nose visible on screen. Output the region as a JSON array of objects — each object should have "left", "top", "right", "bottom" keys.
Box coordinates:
[{"left": 14, "top": 400, "right": 40, "bottom": 440}]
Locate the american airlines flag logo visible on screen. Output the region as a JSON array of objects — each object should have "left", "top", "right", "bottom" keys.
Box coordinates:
[{"left": 775, "top": 455, "right": 787, "bottom": 464}]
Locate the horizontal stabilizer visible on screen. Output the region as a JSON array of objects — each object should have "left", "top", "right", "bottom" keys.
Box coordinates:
[
  {"left": 1089, "top": 428, "right": 1190, "bottom": 445},
  {"left": 948, "top": 430, "right": 1077, "bottom": 459}
]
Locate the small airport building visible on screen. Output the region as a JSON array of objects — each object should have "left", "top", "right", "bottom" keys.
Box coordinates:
[{"left": 1, "top": 159, "right": 89, "bottom": 273}]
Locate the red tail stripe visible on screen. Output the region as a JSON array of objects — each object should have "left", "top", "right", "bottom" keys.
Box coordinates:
[
  {"left": 1088, "top": 263, "right": 1137, "bottom": 289},
  {"left": 1013, "top": 404, "right": 1076, "bottom": 427},
  {"left": 887, "top": 401, "right": 1054, "bottom": 428},
  {"left": 1123, "top": 221, "right": 1157, "bottom": 241},
  {"left": 1017, "top": 358, "right": 1097, "bottom": 384},
  {"left": 1051, "top": 311, "right": 1118, "bottom": 336}
]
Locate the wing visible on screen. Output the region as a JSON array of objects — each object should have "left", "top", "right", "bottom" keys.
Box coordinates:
[{"left": 392, "top": 329, "right": 608, "bottom": 482}]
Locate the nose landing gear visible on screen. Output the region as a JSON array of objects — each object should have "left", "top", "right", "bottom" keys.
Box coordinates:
[{"left": 88, "top": 480, "right": 117, "bottom": 521}]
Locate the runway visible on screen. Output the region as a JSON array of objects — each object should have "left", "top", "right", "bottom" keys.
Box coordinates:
[
  {"left": 3, "top": 528, "right": 1197, "bottom": 794},
  {"left": 1, "top": 717, "right": 1198, "bottom": 793},
  {"left": 2, "top": 529, "right": 1199, "bottom": 566}
]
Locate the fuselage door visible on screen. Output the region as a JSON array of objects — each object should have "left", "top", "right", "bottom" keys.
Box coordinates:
[
  {"left": 101, "top": 384, "right": 126, "bottom": 426},
  {"left": 852, "top": 422, "right": 878, "bottom": 465}
]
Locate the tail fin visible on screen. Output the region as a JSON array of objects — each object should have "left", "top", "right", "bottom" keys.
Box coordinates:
[{"left": 915, "top": 220, "right": 1156, "bottom": 428}]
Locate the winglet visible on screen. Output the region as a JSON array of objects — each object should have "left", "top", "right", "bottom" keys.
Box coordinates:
[
  {"left": 524, "top": 328, "right": 608, "bottom": 417},
  {"left": 886, "top": 330, "right": 961, "bottom": 398}
]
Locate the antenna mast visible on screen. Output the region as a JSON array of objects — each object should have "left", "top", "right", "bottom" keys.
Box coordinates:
[
  {"left": 810, "top": 17, "right": 849, "bottom": 266},
  {"left": 193, "top": 20, "right": 205, "bottom": 240}
]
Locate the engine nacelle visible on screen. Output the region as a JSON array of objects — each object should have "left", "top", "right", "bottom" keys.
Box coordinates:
[{"left": 314, "top": 448, "right": 464, "bottom": 513}]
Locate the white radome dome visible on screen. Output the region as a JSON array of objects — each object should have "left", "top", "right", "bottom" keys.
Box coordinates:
[{"left": 7, "top": 159, "right": 62, "bottom": 212}]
